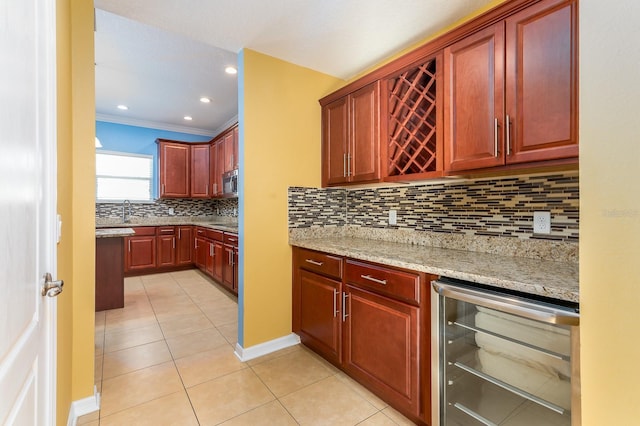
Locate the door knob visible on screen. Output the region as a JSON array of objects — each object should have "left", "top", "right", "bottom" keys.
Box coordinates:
[{"left": 42, "top": 272, "right": 64, "bottom": 297}]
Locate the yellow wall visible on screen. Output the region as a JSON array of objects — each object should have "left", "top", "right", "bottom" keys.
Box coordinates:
[
  {"left": 56, "top": 0, "right": 96, "bottom": 423},
  {"left": 579, "top": 1, "right": 640, "bottom": 423},
  {"left": 239, "top": 49, "right": 342, "bottom": 347}
]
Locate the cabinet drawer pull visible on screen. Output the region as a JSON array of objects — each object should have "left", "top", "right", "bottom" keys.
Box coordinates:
[
  {"left": 342, "top": 292, "right": 349, "bottom": 322},
  {"left": 494, "top": 118, "right": 499, "bottom": 157},
  {"left": 305, "top": 259, "right": 324, "bottom": 266},
  {"left": 506, "top": 114, "right": 512, "bottom": 155},
  {"left": 360, "top": 274, "right": 387, "bottom": 285}
]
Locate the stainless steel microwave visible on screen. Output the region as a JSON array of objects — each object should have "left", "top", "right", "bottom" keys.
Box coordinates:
[{"left": 222, "top": 169, "right": 238, "bottom": 197}]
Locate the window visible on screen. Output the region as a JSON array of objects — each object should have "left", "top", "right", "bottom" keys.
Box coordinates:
[{"left": 96, "top": 151, "right": 153, "bottom": 202}]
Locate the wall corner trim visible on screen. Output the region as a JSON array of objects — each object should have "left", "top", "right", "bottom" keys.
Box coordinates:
[
  {"left": 234, "top": 333, "right": 301, "bottom": 362},
  {"left": 66, "top": 386, "right": 100, "bottom": 426}
]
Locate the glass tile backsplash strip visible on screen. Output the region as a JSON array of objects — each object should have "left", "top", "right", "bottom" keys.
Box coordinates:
[
  {"left": 96, "top": 198, "right": 238, "bottom": 220},
  {"left": 288, "top": 172, "right": 579, "bottom": 242}
]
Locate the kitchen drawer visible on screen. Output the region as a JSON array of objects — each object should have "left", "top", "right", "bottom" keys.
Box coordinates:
[
  {"left": 294, "top": 247, "right": 343, "bottom": 280},
  {"left": 156, "top": 226, "right": 175, "bottom": 235},
  {"left": 208, "top": 229, "right": 224, "bottom": 241},
  {"left": 132, "top": 226, "right": 156, "bottom": 236},
  {"left": 195, "top": 227, "right": 207, "bottom": 237},
  {"left": 224, "top": 232, "right": 238, "bottom": 246},
  {"left": 345, "top": 259, "right": 420, "bottom": 304}
]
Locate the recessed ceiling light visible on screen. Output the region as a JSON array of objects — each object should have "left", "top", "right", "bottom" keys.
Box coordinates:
[
  {"left": 200, "top": 97, "right": 211, "bottom": 103},
  {"left": 184, "top": 116, "right": 193, "bottom": 121},
  {"left": 225, "top": 66, "right": 237, "bottom": 75},
  {"left": 117, "top": 104, "right": 128, "bottom": 110}
]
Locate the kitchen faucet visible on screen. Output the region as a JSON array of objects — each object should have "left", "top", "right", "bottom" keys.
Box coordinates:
[{"left": 122, "top": 199, "right": 131, "bottom": 223}]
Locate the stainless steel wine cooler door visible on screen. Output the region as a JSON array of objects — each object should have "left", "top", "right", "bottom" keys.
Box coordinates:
[{"left": 432, "top": 279, "right": 579, "bottom": 426}]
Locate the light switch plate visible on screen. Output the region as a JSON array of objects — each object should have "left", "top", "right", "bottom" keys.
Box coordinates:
[
  {"left": 389, "top": 209, "right": 397, "bottom": 225},
  {"left": 533, "top": 211, "right": 551, "bottom": 234}
]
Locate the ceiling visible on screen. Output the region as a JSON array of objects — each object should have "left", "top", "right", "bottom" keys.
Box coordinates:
[{"left": 94, "top": 0, "right": 493, "bottom": 136}]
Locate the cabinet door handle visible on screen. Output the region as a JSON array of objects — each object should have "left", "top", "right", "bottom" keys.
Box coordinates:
[
  {"left": 210, "top": 244, "right": 213, "bottom": 256},
  {"left": 342, "top": 292, "right": 349, "bottom": 322},
  {"left": 506, "top": 114, "right": 512, "bottom": 156},
  {"left": 128, "top": 239, "right": 131, "bottom": 252},
  {"left": 333, "top": 289, "right": 339, "bottom": 318},
  {"left": 213, "top": 183, "right": 217, "bottom": 194},
  {"left": 305, "top": 259, "right": 323, "bottom": 266},
  {"left": 172, "top": 237, "right": 175, "bottom": 249},
  {"left": 347, "top": 153, "right": 351, "bottom": 177},
  {"left": 360, "top": 274, "right": 387, "bottom": 285},
  {"left": 162, "top": 183, "right": 165, "bottom": 194},
  {"left": 231, "top": 251, "right": 235, "bottom": 266},
  {"left": 343, "top": 153, "right": 347, "bottom": 177},
  {"left": 494, "top": 118, "right": 499, "bottom": 157},
  {"left": 206, "top": 183, "right": 209, "bottom": 195},
  {"left": 178, "top": 228, "right": 181, "bottom": 239}
]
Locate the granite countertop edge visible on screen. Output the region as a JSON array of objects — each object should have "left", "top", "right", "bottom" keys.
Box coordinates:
[
  {"left": 95, "top": 227, "right": 135, "bottom": 238},
  {"left": 289, "top": 236, "right": 579, "bottom": 304},
  {"left": 96, "top": 217, "right": 238, "bottom": 234}
]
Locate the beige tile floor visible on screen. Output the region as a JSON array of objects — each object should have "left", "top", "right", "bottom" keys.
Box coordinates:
[{"left": 79, "top": 270, "right": 416, "bottom": 425}]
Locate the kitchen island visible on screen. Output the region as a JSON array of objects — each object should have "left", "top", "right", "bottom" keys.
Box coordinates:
[{"left": 95, "top": 227, "right": 135, "bottom": 311}]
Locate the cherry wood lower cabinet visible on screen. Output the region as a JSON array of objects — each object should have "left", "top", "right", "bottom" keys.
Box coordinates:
[
  {"left": 126, "top": 226, "right": 197, "bottom": 276},
  {"left": 292, "top": 247, "right": 345, "bottom": 367},
  {"left": 125, "top": 227, "right": 157, "bottom": 272},
  {"left": 292, "top": 246, "right": 433, "bottom": 424},
  {"left": 222, "top": 233, "right": 238, "bottom": 293},
  {"left": 193, "top": 227, "right": 238, "bottom": 295},
  {"left": 176, "top": 226, "right": 193, "bottom": 266}
]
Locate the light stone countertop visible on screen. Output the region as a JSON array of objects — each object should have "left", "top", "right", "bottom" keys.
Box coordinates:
[
  {"left": 96, "top": 216, "right": 238, "bottom": 234},
  {"left": 95, "top": 227, "right": 135, "bottom": 238},
  {"left": 289, "top": 235, "right": 579, "bottom": 303}
]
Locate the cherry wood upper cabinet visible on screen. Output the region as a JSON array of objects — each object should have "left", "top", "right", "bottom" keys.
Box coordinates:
[
  {"left": 190, "top": 144, "right": 210, "bottom": 198},
  {"left": 322, "top": 82, "right": 380, "bottom": 186},
  {"left": 222, "top": 126, "right": 238, "bottom": 173},
  {"left": 232, "top": 126, "right": 239, "bottom": 170},
  {"left": 444, "top": 24, "right": 505, "bottom": 172},
  {"left": 158, "top": 141, "right": 190, "bottom": 197},
  {"left": 322, "top": 97, "right": 349, "bottom": 186},
  {"left": 505, "top": 0, "right": 578, "bottom": 164},
  {"left": 350, "top": 83, "right": 381, "bottom": 183},
  {"left": 444, "top": 0, "right": 577, "bottom": 173}
]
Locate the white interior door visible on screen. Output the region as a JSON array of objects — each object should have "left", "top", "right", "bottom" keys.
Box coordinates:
[{"left": 0, "top": 0, "right": 59, "bottom": 424}]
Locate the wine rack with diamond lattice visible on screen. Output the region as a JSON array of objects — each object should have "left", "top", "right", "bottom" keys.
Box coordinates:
[{"left": 386, "top": 57, "right": 442, "bottom": 180}]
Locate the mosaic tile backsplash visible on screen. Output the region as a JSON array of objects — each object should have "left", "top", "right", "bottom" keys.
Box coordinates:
[
  {"left": 96, "top": 198, "right": 238, "bottom": 221},
  {"left": 288, "top": 172, "right": 579, "bottom": 242}
]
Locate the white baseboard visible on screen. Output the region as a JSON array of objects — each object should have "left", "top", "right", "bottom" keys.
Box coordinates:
[
  {"left": 66, "top": 385, "right": 100, "bottom": 426},
  {"left": 234, "top": 333, "right": 301, "bottom": 362}
]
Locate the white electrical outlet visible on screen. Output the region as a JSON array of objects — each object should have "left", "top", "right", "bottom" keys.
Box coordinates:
[
  {"left": 533, "top": 211, "right": 551, "bottom": 234},
  {"left": 168, "top": 207, "right": 175, "bottom": 215},
  {"left": 389, "top": 209, "right": 397, "bottom": 225}
]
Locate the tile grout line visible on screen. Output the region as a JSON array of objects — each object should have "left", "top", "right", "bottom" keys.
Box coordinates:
[{"left": 143, "top": 273, "right": 203, "bottom": 425}]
